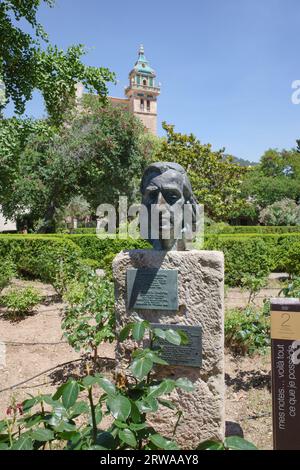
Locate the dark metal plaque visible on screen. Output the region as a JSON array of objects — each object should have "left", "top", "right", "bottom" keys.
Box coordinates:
[
  {"left": 271, "top": 298, "right": 300, "bottom": 450},
  {"left": 151, "top": 323, "right": 202, "bottom": 367},
  {"left": 127, "top": 269, "right": 178, "bottom": 311}
]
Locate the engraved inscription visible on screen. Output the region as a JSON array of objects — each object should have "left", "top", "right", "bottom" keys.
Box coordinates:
[
  {"left": 151, "top": 323, "right": 202, "bottom": 367},
  {"left": 127, "top": 269, "right": 178, "bottom": 311}
]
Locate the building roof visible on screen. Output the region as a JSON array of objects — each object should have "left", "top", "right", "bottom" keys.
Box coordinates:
[{"left": 133, "top": 45, "right": 155, "bottom": 75}]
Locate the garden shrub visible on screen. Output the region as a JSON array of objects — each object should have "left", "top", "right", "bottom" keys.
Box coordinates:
[
  {"left": 275, "top": 238, "right": 300, "bottom": 275},
  {"left": 62, "top": 271, "right": 115, "bottom": 360},
  {"left": 259, "top": 198, "right": 300, "bottom": 226},
  {"left": 206, "top": 225, "right": 300, "bottom": 234},
  {"left": 280, "top": 276, "right": 300, "bottom": 297},
  {"left": 65, "top": 235, "right": 151, "bottom": 264},
  {"left": 225, "top": 306, "right": 270, "bottom": 355},
  {"left": 1, "top": 287, "right": 42, "bottom": 319},
  {"left": 0, "top": 235, "right": 90, "bottom": 287},
  {"left": 72, "top": 228, "right": 97, "bottom": 234},
  {"left": 205, "top": 236, "right": 275, "bottom": 286},
  {"left": 0, "top": 258, "right": 16, "bottom": 291}
]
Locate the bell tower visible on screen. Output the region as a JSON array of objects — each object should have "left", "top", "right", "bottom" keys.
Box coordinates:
[{"left": 125, "top": 45, "right": 160, "bottom": 135}]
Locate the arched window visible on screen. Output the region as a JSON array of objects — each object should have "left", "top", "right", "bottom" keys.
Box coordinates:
[
  {"left": 140, "top": 99, "right": 144, "bottom": 111},
  {"left": 143, "top": 79, "right": 147, "bottom": 86}
]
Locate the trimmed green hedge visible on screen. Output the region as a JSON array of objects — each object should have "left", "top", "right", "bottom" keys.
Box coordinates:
[
  {"left": 0, "top": 235, "right": 83, "bottom": 284},
  {"left": 206, "top": 232, "right": 300, "bottom": 285},
  {"left": 63, "top": 234, "right": 151, "bottom": 264},
  {"left": 73, "top": 225, "right": 300, "bottom": 235},
  {"left": 205, "top": 236, "right": 276, "bottom": 286},
  {"left": 71, "top": 228, "right": 97, "bottom": 234},
  {"left": 1, "top": 232, "right": 300, "bottom": 287},
  {"left": 0, "top": 234, "right": 151, "bottom": 283},
  {"left": 207, "top": 225, "right": 300, "bottom": 234}
]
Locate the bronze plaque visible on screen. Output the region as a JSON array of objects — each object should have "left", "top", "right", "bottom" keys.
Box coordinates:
[
  {"left": 127, "top": 269, "right": 178, "bottom": 311},
  {"left": 271, "top": 298, "right": 300, "bottom": 450},
  {"left": 151, "top": 323, "right": 202, "bottom": 367}
]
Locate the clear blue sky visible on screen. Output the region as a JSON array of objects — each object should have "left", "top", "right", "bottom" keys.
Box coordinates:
[{"left": 6, "top": 0, "right": 300, "bottom": 161}]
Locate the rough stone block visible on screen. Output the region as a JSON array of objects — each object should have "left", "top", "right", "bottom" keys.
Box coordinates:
[{"left": 113, "top": 249, "right": 224, "bottom": 449}]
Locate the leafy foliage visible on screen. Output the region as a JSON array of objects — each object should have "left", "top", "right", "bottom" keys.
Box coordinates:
[
  {"left": 280, "top": 277, "right": 300, "bottom": 298},
  {"left": 259, "top": 198, "right": 300, "bottom": 226},
  {"left": 0, "top": 0, "right": 114, "bottom": 123},
  {"left": 62, "top": 272, "right": 115, "bottom": 360},
  {"left": 1, "top": 286, "right": 41, "bottom": 318},
  {"left": 197, "top": 436, "right": 257, "bottom": 450},
  {"left": 157, "top": 123, "right": 248, "bottom": 220},
  {"left": 1, "top": 103, "right": 153, "bottom": 231},
  {"left": 240, "top": 273, "right": 268, "bottom": 305},
  {"left": 0, "top": 321, "right": 193, "bottom": 450},
  {"left": 225, "top": 305, "right": 270, "bottom": 355},
  {"left": 0, "top": 258, "right": 16, "bottom": 291},
  {"left": 206, "top": 235, "right": 274, "bottom": 286}
]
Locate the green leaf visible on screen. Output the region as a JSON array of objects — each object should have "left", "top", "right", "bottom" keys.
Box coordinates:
[
  {"left": 175, "top": 377, "right": 194, "bottom": 392},
  {"left": 95, "top": 431, "right": 115, "bottom": 450},
  {"left": 147, "top": 380, "right": 175, "bottom": 399},
  {"left": 177, "top": 330, "right": 189, "bottom": 345},
  {"left": 0, "top": 443, "right": 9, "bottom": 450},
  {"left": 82, "top": 375, "right": 98, "bottom": 388},
  {"left": 97, "top": 377, "right": 116, "bottom": 395},
  {"left": 224, "top": 436, "right": 257, "bottom": 450},
  {"left": 118, "top": 428, "right": 137, "bottom": 448},
  {"left": 165, "top": 329, "right": 182, "bottom": 345},
  {"left": 157, "top": 398, "right": 177, "bottom": 410},
  {"left": 137, "top": 397, "right": 158, "bottom": 413},
  {"left": 68, "top": 400, "right": 90, "bottom": 418},
  {"left": 107, "top": 395, "right": 131, "bottom": 421},
  {"left": 153, "top": 328, "right": 166, "bottom": 340},
  {"left": 119, "top": 323, "right": 134, "bottom": 341},
  {"left": 146, "top": 351, "right": 168, "bottom": 365},
  {"left": 62, "top": 380, "right": 79, "bottom": 409},
  {"left": 129, "top": 422, "right": 147, "bottom": 431},
  {"left": 24, "top": 413, "right": 43, "bottom": 428},
  {"left": 130, "top": 401, "right": 141, "bottom": 423},
  {"left": 130, "top": 356, "right": 153, "bottom": 380},
  {"left": 136, "top": 401, "right": 154, "bottom": 413},
  {"left": 52, "top": 382, "right": 69, "bottom": 400},
  {"left": 42, "top": 395, "right": 61, "bottom": 407},
  {"left": 53, "top": 421, "right": 76, "bottom": 433},
  {"left": 31, "top": 428, "right": 55, "bottom": 442},
  {"left": 132, "top": 321, "right": 146, "bottom": 341},
  {"left": 22, "top": 396, "right": 41, "bottom": 412},
  {"left": 11, "top": 435, "right": 33, "bottom": 450},
  {"left": 196, "top": 439, "right": 224, "bottom": 450},
  {"left": 149, "top": 433, "right": 179, "bottom": 450},
  {"left": 113, "top": 420, "right": 127, "bottom": 429},
  {"left": 144, "top": 397, "right": 159, "bottom": 412},
  {"left": 92, "top": 404, "right": 103, "bottom": 425}
]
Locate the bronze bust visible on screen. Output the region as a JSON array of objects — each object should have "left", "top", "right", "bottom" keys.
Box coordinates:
[{"left": 140, "top": 162, "right": 199, "bottom": 250}]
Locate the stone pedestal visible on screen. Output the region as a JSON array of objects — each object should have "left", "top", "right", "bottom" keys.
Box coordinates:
[{"left": 113, "top": 249, "right": 225, "bottom": 449}]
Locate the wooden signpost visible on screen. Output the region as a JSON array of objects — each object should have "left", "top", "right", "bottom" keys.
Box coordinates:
[{"left": 271, "top": 298, "right": 300, "bottom": 450}]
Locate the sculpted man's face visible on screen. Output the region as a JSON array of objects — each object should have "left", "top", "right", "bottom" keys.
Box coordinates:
[{"left": 141, "top": 169, "right": 185, "bottom": 249}]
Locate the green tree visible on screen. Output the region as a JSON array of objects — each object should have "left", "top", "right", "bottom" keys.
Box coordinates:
[
  {"left": 0, "top": 0, "right": 115, "bottom": 124},
  {"left": 1, "top": 102, "right": 153, "bottom": 231},
  {"left": 157, "top": 123, "right": 248, "bottom": 220},
  {"left": 239, "top": 149, "right": 300, "bottom": 211}
]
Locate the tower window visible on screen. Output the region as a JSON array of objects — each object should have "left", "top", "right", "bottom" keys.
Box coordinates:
[
  {"left": 147, "top": 100, "right": 150, "bottom": 111},
  {"left": 143, "top": 79, "right": 147, "bottom": 86},
  {"left": 140, "top": 99, "right": 144, "bottom": 111}
]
